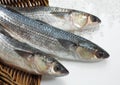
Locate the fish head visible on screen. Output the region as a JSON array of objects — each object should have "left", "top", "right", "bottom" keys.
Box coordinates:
[
  {"left": 70, "top": 11, "right": 101, "bottom": 29},
  {"left": 34, "top": 53, "right": 69, "bottom": 76},
  {"left": 86, "top": 14, "right": 101, "bottom": 27},
  {"left": 94, "top": 47, "right": 109, "bottom": 59},
  {"left": 76, "top": 43, "right": 109, "bottom": 61},
  {"left": 45, "top": 55, "right": 69, "bottom": 76}
]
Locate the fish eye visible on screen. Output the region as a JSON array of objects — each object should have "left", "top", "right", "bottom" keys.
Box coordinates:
[
  {"left": 54, "top": 64, "right": 69, "bottom": 75},
  {"left": 96, "top": 51, "right": 104, "bottom": 58},
  {"left": 54, "top": 65, "right": 61, "bottom": 72},
  {"left": 96, "top": 50, "right": 109, "bottom": 58},
  {"left": 91, "top": 16, "right": 98, "bottom": 22}
]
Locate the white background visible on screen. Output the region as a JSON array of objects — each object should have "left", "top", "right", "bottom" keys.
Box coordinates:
[{"left": 41, "top": 0, "right": 120, "bottom": 85}]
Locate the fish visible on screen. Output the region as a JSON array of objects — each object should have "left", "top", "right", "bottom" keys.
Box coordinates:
[
  {"left": 11, "top": 6, "right": 101, "bottom": 32},
  {"left": 0, "top": 25, "right": 69, "bottom": 76},
  {"left": 0, "top": 5, "right": 109, "bottom": 62},
  {"left": 0, "top": 0, "right": 49, "bottom": 7}
]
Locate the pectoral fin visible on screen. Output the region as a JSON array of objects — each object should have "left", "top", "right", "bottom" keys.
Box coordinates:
[
  {"left": 14, "top": 49, "right": 34, "bottom": 58},
  {"left": 51, "top": 12, "right": 65, "bottom": 19},
  {"left": 57, "top": 39, "right": 77, "bottom": 49}
]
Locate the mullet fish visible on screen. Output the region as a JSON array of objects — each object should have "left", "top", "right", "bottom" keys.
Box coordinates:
[
  {"left": 0, "top": 5, "right": 109, "bottom": 62},
  {"left": 0, "top": 25, "right": 69, "bottom": 76},
  {"left": 11, "top": 6, "right": 101, "bottom": 32}
]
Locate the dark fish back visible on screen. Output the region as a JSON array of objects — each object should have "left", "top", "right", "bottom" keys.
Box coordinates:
[{"left": 0, "top": 5, "right": 91, "bottom": 46}]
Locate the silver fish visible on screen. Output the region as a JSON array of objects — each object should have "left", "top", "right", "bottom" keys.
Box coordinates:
[
  {"left": 11, "top": 6, "right": 101, "bottom": 32},
  {"left": 0, "top": 25, "right": 69, "bottom": 76},
  {"left": 0, "top": 5, "right": 109, "bottom": 62}
]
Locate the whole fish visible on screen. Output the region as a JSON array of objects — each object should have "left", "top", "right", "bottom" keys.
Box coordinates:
[
  {"left": 11, "top": 6, "right": 101, "bottom": 32},
  {"left": 0, "top": 25, "right": 69, "bottom": 76},
  {"left": 0, "top": 5, "right": 109, "bottom": 62},
  {"left": 0, "top": 0, "right": 49, "bottom": 7}
]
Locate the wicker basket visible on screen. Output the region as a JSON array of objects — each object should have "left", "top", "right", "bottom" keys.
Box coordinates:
[
  {"left": 0, "top": 0, "right": 49, "bottom": 7},
  {"left": 0, "top": 62, "right": 42, "bottom": 85}
]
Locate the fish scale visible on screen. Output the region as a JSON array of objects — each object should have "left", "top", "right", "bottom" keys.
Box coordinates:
[
  {"left": 11, "top": 6, "right": 100, "bottom": 32},
  {"left": 0, "top": 5, "right": 109, "bottom": 61},
  {"left": 0, "top": 25, "right": 69, "bottom": 76},
  {"left": 0, "top": 5, "right": 78, "bottom": 59}
]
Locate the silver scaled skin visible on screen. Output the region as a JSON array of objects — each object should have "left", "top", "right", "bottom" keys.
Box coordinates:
[
  {"left": 0, "top": 25, "right": 69, "bottom": 76},
  {"left": 12, "top": 6, "right": 101, "bottom": 32},
  {"left": 0, "top": 5, "right": 109, "bottom": 62}
]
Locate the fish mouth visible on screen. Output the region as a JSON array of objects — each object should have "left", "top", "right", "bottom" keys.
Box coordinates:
[
  {"left": 85, "top": 15, "right": 101, "bottom": 28},
  {"left": 95, "top": 49, "right": 110, "bottom": 59},
  {"left": 75, "top": 44, "right": 109, "bottom": 61},
  {"left": 60, "top": 66, "right": 69, "bottom": 76},
  {"left": 53, "top": 62, "right": 69, "bottom": 77},
  {"left": 90, "top": 15, "right": 101, "bottom": 23}
]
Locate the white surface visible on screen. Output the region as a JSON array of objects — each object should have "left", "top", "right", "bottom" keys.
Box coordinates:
[{"left": 41, "top": 0, "right": 120, "bottom": 85}]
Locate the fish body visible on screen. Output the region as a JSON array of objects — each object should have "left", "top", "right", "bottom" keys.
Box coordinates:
[
  {"left": 11, "top": 6, "right": 101, "bottom": 32},
  {"left": 0, "top": 5, "right": 109, "bottom": 62},
  {"left": 0, "top": 25, "right": 68, "bottom": 76}
]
